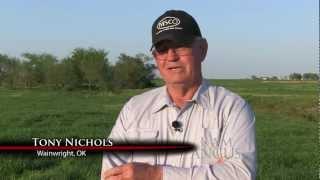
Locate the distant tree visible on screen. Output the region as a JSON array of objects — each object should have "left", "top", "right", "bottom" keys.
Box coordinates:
[
  {"left": 270, "top": 76, "right": 278, "bottom": 80},
  {"left": 1, "top": 50, "right": 156, "bottom": 90},
  {"left": 22, "top": 53, "right": 58, "bottom": 86},
  {"left": 47, "top": 63, "right": 66, "bottom": 89},
  {"left": 3, "top": 59, "right": 21, "bottom": 88},
  {"left": 0, "top": 54, "right": 12, "bottom": 86},
  {"left": 281, "top": 76, "right": 289, "bottom": 80},
  {"left": 70, "top": 48, "right": 111, "bottom": 90},
  {"left": 113, "top": 53, "right": 155, "bottom": 89},
  {"left": 0, "top": 54, "right": 28, "bottom": 88},
  {"left": 302, "top": 73, "right": 319, "bottom": 80},
  {"left": 251, "top": 75, "right": 259, "bottom": 80},
  {"left": 135, "top": 53, "right": 153, "bottom": 64},
  {"left": 19, "top": 61, "right": 36, "bottom": 88},
  {"left": 61, "top": 57, "right": 81, "bottom": 90},
  {"left": 289, "top": 73, "right": 302, "bottom": 80}
]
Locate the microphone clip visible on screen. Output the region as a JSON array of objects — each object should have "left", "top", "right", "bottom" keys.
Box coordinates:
[{"left": 172, "top": 121, "right": 183, "bottom": 132}]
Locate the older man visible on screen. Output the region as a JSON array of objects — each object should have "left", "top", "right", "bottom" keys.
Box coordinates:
[{"left": 101, "top": 10, "right": 257, "bottom": 180}]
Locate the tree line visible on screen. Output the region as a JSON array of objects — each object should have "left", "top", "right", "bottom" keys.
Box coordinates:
[
  {"left": 0, "top": 48, "right": 156, "bottom": 90},
  {"left": 288, "top": 73, "right": 319, "bottom": 81},
  {"left": 251, "top": 73, "right": 319, "bottom": 81}
]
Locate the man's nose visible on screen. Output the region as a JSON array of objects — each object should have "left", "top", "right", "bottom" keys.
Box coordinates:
[{"left": 166, "top": 48, "right": 178, "bottom": 61}]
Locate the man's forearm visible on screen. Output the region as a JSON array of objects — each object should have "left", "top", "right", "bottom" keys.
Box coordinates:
[
  {"left": 161, "top": 159, "right": 256, "bottom": 180},
  {"left": 149, "top": 165, "right": 163, "bottom": 180},
  {"left": 103, "top": 163, "right": 163, "bottom": 180}
]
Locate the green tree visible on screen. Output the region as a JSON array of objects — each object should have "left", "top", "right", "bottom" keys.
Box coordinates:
[
  {"left": 61, "top": 57, "right": 81, "bottom": 90},
  {"left": 251, "top": 75, "right": 259, "bottom": 80},
  {"left": 289, "top": 73, "right": 302, "bottom": 80},
  {"left": 270, "top": 76, "right": 278, "bottom": 80},
  {"left": 0, "top": 54, "right": 12, "bottom": 86},
  {"left": 113, "top": 53, "right": 155, "bottom": 89},
  {"left": 3, "top": 59, "right": 21, "bottom": 88},
  {"left": 70, "top": 48, "right": 111, "bottom": 90},
  {"left": 19, "top": 61, "right": 37, "bottom": 88},
  {"left": 302, "top": 73, "right": 319, "bottom": 80},
  {"left": 22, "top": 53, "right": 58, "bottom": 86},
  {"left": 47, "top": 63, "right": 67, "bottom": 89},
  {"left": 0, "top": 54, "right": 29, "bottom": 88}
]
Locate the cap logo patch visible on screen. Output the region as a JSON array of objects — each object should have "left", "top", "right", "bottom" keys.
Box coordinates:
[{"left": 156, "top": 16, "right": 182, "bottom": 35}]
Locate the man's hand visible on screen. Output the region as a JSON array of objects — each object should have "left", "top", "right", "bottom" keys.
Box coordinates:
[{"left": 102, "top": 162, "right": 162, "bottom": 180}]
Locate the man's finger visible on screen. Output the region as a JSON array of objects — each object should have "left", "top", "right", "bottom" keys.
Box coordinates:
[
  {"left": 104, "top": 174, "right": 122, "bottom": 180},
  {"left": 103, "top": 166, "right": 123, "bottom": 179}
]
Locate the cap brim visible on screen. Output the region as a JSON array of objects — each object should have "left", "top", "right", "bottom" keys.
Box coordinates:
[{"left": 150, "top": 32, "right": 195, "bottom": 51}]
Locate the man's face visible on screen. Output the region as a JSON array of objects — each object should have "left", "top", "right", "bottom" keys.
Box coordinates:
[{"left": 152, "top": 39, "right": 207, "bottom": 86}]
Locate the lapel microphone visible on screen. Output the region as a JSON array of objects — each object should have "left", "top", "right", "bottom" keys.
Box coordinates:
[{"left": 172, "top": 121, "right": 183, "bottom": 132}]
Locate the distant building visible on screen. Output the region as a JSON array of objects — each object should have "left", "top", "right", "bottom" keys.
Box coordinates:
[
  {"left": 260, "top": 76, "right": 269, "bottom": 80},
  {"left": 279, "top": 76, "right": 289, "bottom": 80}
]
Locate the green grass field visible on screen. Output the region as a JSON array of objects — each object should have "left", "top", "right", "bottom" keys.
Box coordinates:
[{"left": 0, "top": 80, "right": 317, "bottom": 179}]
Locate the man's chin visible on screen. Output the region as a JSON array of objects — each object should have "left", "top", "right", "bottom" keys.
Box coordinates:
[{"left": 164, "top": 79, "right": 189, "bottom": 85}]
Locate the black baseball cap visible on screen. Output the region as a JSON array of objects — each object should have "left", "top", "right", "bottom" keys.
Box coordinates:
[{"left": 151, "top": 10, "right": 202, "bottom": 50}]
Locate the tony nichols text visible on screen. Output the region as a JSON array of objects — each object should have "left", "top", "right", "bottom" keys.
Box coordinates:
[{"left": 32, "top": 138, "right": 113, "bottom": 147}]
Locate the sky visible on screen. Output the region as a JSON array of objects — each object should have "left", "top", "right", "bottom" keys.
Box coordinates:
[{"left": 0, "top": 1, "right": 318, "bottom": 79}]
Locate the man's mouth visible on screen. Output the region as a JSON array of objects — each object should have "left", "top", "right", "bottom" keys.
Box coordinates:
[{"left": 167, "top": 66, "right": 181, "bottom": 70}]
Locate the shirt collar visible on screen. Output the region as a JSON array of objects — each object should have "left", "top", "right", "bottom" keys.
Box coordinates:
[
  {"left": 152, "top": 80, "right": 211, "bottom": 113},
  {"left": 151, "top": 86, "right": 172, "bottom": 113},
  {"left": 190, "top": 79, "right": 210, "bottom": 109}
]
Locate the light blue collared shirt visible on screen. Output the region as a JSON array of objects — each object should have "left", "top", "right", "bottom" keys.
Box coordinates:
[{"left": 101, "top": 80, "right": 257, "bottom": 180}]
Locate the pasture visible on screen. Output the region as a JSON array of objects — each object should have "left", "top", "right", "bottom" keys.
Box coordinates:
[{"left": 0, "top": 79, "right": 317, "bottom": 179}]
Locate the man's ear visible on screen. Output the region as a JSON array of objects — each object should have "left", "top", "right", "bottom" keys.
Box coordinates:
[
  {"left": 199, "top": 38, "right": 208, "bottom": 62},
  {"left": 152, "top": 51, "right": 156, "bottom": 59},
  {"left": 152, "top": 51, "right": 158, "bottom": 61},
  {"left": 152, "top": 51, "right": 160, "bottom": 66}
]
